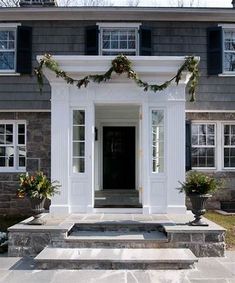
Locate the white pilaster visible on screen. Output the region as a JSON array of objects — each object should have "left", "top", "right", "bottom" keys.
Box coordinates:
[{"left": 50, "top": 83, "right": 70, "bottom": 214}]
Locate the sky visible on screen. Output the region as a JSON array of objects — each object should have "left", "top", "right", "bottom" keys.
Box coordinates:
[{"left": 112, "top": 0, "right": 232, "bottom": 7}]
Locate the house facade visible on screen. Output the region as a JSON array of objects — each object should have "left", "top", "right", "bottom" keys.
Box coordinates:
[{"left": 0, "top": 5, "right": 235, "bottom": 214}]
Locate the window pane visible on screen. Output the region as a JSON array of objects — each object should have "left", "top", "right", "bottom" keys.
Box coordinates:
[
  {"left": 224, "top": 125, "right": 230, "bottom": 134},
  {"left": 0, "top": 51, "right": 15, "bottom": 70},
  {"left": 0, "top": 135, "right": 4, "bottom": 144},
  {"left": 199, "top": 135, "right": 206, "bottom": 145},
  {"left": 73, "top": 110, "right": 85, "bottom": 125},
  {"left": 224, "top": 52, "right": 235, "bottom": 72},
  {"left": 152, "top": 110, "right": 164, "bottom": 126},
  {"left": 73, "top": 158, "right": 85, "bottom": 173},
  {"left": 18, "top": 146, "right": 26, "bottom": 167},
  {"left": 207, "top": 135, "right": 215, "bottom": 146},
  {"left": 6, "top": 124, "right": 13, "bottom": 134},
  {"left": 18, "top": 135, "right": 25, "bottom": 145},
  {"left": 73, "top": 142, "right": 85, "bottom": 157},
  {"left": 224, "top": 135, "right": 230, "bottom": 145},
  {"left": 18, "top": 124, "right": 25, "bottom": 134},
  {"left": 73, "top": 126, "right": 85, "bottom": 141},
  {"left": 6, "top": 135, "right": 13, "bottom": 144}
]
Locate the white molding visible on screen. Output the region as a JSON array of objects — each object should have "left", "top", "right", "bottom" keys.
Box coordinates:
[
  {"left": 186, "top": 110, "right": 235, "bottom": 113},
  {"left": 97, "top": 22, "right": 141, "bottom": 28},
  {"left": 218, "top": 23, "right": 235, "bottom": 29},
  {"left": 0, "top": 109, "right": 51, "bottom": 112},
  {"left": 0, "top": 72, "right": 20, "bottom": 76},
  {"left": 1, "top": 8, "right": 235, "bottom": 22},
  {"left": 37, "top": 55, "right": 197, "bottom": 85},
  {"left": 0, "top": 23, "right": 21, "bottom": 28}
]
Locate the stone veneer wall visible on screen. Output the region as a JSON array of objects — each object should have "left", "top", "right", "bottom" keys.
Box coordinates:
[
  {"left": 0, "top": 112, "right": 51, "bottom": 215},
  {"left": 186, "top": 112, "right": 235, "bottom": 210}
]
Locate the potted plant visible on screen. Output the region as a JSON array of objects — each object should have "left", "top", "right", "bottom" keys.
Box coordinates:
[
  {"left": 179, "top": 171, "right": 221, "bottom": 226},
  {"left": 17, "top": 171, "right": 60, "bottom": 225}
]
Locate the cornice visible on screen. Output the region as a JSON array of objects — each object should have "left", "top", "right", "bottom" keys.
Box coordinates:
[{"left": 0, "top": 7, "right": 235, "bottom": 22}]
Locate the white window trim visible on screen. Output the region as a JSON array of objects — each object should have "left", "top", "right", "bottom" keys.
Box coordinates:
[
  {"left": 191, "top": 120, "right": 235, "bottom": 172},
  {"left": 222, "top": 122, "right": 235, "bottom": 170},
  {"left": 97, "top": 22, "right": 142, "bottom": 28},
  {"left": 191, "top": 122, "right": 217, "bottom": 170},
  {"left": 97, "top": 22, "right": 141, "bottom": 56},
  {"left": 0, "top": 23, "right": 21, "bottom": 75},
  {"left": 0, "top": 120, "right": 26, "bottom": 173}
]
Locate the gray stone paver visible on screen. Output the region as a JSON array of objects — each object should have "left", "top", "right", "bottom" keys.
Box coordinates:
[{"left": 0, "top": 252, "right": 235, "bottom": 283}]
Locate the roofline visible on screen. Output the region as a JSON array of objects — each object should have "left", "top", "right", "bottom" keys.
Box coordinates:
[{"left": 0, "top": 6, "right": 235, "bottom": 22}]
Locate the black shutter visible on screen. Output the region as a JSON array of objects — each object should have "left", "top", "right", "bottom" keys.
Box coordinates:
[
  {"left": 207, "top": 27, "right": 223, "bottom": 75},
  {"left": 186, "top": 120, "right": 192, "bottom": 172},
  {"left": 85, "top": 26, "right": 99, "bottom": 55},
  {"left": 16, "top": 26, "right": 32, "bottom": 74},
  {"left": 139, "top": 26, "right": 152, "bottom": 56}
]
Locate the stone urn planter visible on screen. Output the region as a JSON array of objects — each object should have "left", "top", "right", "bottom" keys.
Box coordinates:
[
  {"left": 17, "top": 171, "right": 60, "bottom": 225},
  {"left": 179, "top": 171, "right": 222, "bottom": 226},
  {"left": 29, "top": 197, "right": 46, "bottom": 225},
  {"left": 188, "top": 194, "right": 211, "bottom": 226}
]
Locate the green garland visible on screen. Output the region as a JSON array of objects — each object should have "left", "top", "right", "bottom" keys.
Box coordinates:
[{"left": 35, "top": 54, "right": 199, "bottom": 102}]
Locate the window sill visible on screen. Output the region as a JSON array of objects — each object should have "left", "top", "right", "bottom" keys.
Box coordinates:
[
  {"left": 0, "top": 168, "right": 26, "bottom": 173},
  {"left": 218, "top": 73, "right": 235, "bottom": 77},
  {"left": 192, "top": 167, "right": 217, "bottom": 171},
  {"left": 0, "top": 72, "right": 20, "bottom": 76}
]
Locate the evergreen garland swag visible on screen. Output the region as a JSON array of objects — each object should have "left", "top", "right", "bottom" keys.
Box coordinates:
[{"left": 35, "top": 54, "right": 199, "bottom": 102}]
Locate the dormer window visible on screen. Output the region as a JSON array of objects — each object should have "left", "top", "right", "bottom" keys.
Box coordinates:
[
  {"left": 100, "top": 28, "right": 138, "bottom": 56},
  {"left": 85, "top": 23, "right": 152, "bottom": 56},
  {"left": 97, "top": 23, "right": 141, "bottom": 56}
]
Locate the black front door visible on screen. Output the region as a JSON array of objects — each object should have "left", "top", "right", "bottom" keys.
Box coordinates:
[{"left": 103, "top": 126, "right": 135, "bottom": 190}]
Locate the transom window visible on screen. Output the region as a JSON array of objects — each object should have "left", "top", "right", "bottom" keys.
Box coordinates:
[
  {"left": 0, "top": 121, "right": 26, "bottom": 171},
  {"left": 100, "top": 28, "right": 138, "bottom": 56},
  {"left": 191, "top": 123, "right": 216, "bottom": 168},
  {"left": 72, "top": 110, "right": 85, "bottom": 173},
  {"left": 224, "top": 124, "right": 235, "bottom": 168},
  {"left": 0, "top": 29, "right": 16, "bottom": 71},
  {"left": 152, "top": 110, "right": 164, "bottom": 173}
]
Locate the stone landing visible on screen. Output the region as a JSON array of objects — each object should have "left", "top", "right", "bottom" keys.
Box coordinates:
[{"left": 8, "top": 213, "right": 226, "bottom": 260}]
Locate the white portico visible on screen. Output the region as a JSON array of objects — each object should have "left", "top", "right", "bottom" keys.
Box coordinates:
[{"left": 40, "top": 55, "right": 191, "bottom": 214}]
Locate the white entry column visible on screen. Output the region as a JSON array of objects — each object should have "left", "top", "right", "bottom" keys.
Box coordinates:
[{"left": 50, "top": 83, "right": 70, "bottom": 214}]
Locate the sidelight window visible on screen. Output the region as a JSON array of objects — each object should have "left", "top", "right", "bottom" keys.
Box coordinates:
[
  {"left": 152, "top": 110, "right": 164, "bottom": 173},
  {"left": 72, "top": 110, "right": 85, "bottom": 173}
]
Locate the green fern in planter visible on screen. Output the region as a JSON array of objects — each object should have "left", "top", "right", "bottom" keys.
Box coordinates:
[
  {"left": 179, "top": 171, "right": 222, "bottom": 196},
  {"left": 17, "top": 171, "right": 60, "bottom": 200}
]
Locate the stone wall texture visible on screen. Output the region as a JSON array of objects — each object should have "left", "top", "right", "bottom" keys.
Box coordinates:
[{"left": 0, "top": 112, "right": 51, "bottom": 215}]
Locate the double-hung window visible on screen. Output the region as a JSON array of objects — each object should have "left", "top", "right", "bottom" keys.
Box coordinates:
[
  {"left": 191, "top": 123, "right": 216, "bottom": 168},
  {"left": 0, "top": 27, "right": 16, "bottom": 72},
  {"left": 0, "top": 121, "right": 26, "bottom": 172},
  {"left": 223, "top": 29, "right": 235, "bottom": 72},
  {"left": 98, "top": 23, "right": 140, "bottom": 56},
  {"left": 223, "top": 124, "right": 235, "bottom": 168}
]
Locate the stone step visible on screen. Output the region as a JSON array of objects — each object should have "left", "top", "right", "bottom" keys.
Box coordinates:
[
  {"left": 70, "top": 222, "right": 164, "bottom": 232},
  {"left": 95, "top": 190, "right": 139, "bottom": 197},
  {"left": 57, "top": 229, "right": 168, "bottom": 249},
  {"left": 35, "top": 247, "right": 198, "bottom": 270}
]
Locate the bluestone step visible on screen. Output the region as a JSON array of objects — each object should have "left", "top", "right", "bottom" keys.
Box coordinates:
[{"left": 35, "top": 247, "right": 198, "bottom": 270}]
